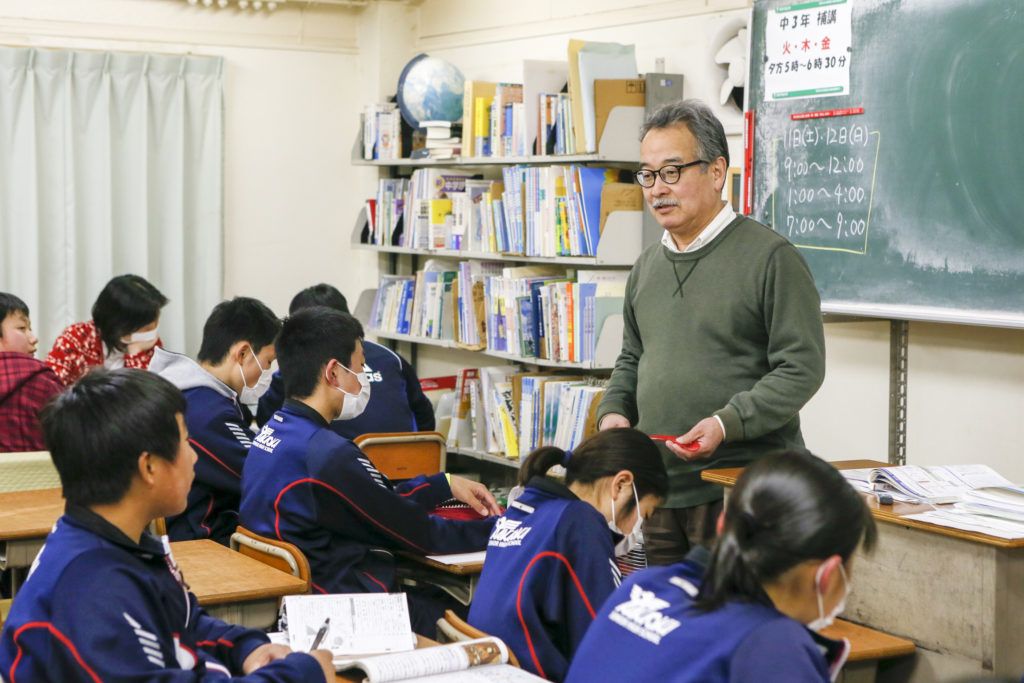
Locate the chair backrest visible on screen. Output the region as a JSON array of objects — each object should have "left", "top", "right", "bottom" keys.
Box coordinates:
[
  {"left": 0, "top": 451, "right": 60, "bottom": 493},
  {"left": 435, "top": 610, "right": 520, "bottom": 668},
  {"left": 354, "top": 431, "right": 447, "bottom": 481},
  {"left": 230, "top": 526, "right": 311, "bottom": 593}
]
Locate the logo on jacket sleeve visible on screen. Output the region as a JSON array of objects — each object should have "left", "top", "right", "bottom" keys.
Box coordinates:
[
  {"left": 607, "top": 583, "right": 682, "bottom": 645},
  {"left": 253, "top": 425, "right": 281, "bottom": 452},
  {"left": 487, "top": 517, "right": 532, "bottom": 548},
  {"left": 123, "top": 612, "right": 167, "bottom": 668}
]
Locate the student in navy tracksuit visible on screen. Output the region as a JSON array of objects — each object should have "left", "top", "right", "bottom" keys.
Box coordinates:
[
  {"left": 256, "top": 283, "right": 434, "bottom": 438},
  {"left": 150, "top": 297, "right": 280, "bottom": 545},
  {"left": 468, "top": 429, "right": 669, "bottom": 681},
  {"left": 566, "top": 450, "right": 878, "bottom": 683},
  {"left": 239, "top": 307, "right": 501, "bottom": 635},
  {"left": 0, "top": 369, "right": 334, "bottom": 683}
]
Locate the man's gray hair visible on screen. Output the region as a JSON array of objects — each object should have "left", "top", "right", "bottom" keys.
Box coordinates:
[{"left": 640, "top": 99, "right": 729, "bottom": 167}]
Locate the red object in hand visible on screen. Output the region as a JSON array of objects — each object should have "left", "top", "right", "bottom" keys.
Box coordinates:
[{"left": 650, "top": 435, "right": 700, "bottom": 452}]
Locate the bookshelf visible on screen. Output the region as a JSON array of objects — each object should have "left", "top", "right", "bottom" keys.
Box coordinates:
[{"left": 352, "top": 110, "right": 656, "bottom": 467}]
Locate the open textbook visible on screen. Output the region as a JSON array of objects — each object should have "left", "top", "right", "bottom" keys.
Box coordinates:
[
  {"left": 335, "top": 637, "right": 545, "bottom": 682},
  {"left": 281, "top": 593, "right": 416, "bottom": 660},
  {"left": 840, "top": 464, "right": 1014, "bottom": 504}
]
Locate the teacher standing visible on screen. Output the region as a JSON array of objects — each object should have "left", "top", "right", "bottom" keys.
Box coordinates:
[{"left": 597, "top": 99, "right": 826, "bottom": 565}]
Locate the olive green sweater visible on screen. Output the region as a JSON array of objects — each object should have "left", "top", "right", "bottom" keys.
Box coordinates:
[{"left": 598, "top": 215, "right": 826, "bottom": 508}]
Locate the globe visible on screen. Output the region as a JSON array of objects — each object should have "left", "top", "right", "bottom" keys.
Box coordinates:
[{"left": 396, "top": 54, "right": 465, "bottom": 128}]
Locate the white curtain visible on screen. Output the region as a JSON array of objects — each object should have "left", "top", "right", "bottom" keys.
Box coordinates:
[{"left": 0, "top": 47, "right": 224, "bottom": 357}]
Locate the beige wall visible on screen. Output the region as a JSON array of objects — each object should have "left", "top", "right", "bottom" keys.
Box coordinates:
[{"left": 4, "top": 0, "right": 1021, "bottom": 480}]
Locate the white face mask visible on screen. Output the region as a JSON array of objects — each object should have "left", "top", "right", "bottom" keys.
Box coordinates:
[
  {"left": 608, "top": 482, "right": 643, "bottom": 558},
  {"left": 121, "top": 327, "right": 159, "bottom": 353},
  {"left": 238, "top": 348, "right": 273, "bottom": 404},
  {"left": 328, "top": 361, "right": 371, "bottom": 421},
  {"left": 807, "top": 562, "right": 848, "bottom": 632}
]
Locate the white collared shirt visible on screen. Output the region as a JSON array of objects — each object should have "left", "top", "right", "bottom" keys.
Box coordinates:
[{"left": 660, "top": 202, "right": 736, "bottom": 253}]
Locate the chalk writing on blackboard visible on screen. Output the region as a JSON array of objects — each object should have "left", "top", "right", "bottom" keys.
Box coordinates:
[{"left": 769, "top": 122, "right": 880, "bottom": 255}]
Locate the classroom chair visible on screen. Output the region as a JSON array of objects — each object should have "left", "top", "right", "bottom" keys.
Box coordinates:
[
  {"left": 0, "top": 451, "right": 59, "bottom": 493},
  {"left": 435, "top": 609, "right": 520, "bottom": 668},
  {"left": 353, "top": 431, "right": 447, "bottom": 481},
  {"left": 229, "top": 526, "right": 312, "bottom": 594}
]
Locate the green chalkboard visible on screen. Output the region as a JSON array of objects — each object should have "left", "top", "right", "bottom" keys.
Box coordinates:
[{"left": 749, "top": 0, "right": 1024, "bottom": 327}]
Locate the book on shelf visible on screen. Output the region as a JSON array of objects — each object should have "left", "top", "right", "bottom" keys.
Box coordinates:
[
  {"left": 447, "top": 368, "right": 480, "bottom": 448},
  {"left": 281, "top": 593, "right": 416, "bottom": 664},
  {"left": 461, "top": 80, "right": 497, "bottom": 158},
  {"left": 523, "top": 59, "right": 569, "bottom": 157},
  {"left": 364, "top": 103, "right": 402, "bottom": 161},
  {"left": 405, "top": 169, "right": 476, "bottom": 249},
  {"left": 335, "top": 637, "right": 544, "bottom": 682},
  {"left": 840, "top": 464, "right": 1016, "bottom": 504}
]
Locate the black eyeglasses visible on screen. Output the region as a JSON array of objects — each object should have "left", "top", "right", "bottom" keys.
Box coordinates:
[{"left": 634, "top": 160, "right": 707, "bottom": 188}]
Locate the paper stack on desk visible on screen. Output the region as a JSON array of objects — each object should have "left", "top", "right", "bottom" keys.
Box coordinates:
[
  {"left": 840, "top": 464, "right": 1014, "bottom": 504},
  {"left": 281, "top": 593, "right": 416, "bottom": 662}
]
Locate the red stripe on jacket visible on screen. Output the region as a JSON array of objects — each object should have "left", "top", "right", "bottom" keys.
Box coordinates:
[
  {"left": 272, "top": 477, "right": 431, "bottom": 554},
  {"left": 515, "top": 551, "right": 597, "bottom": 679},
  {"left": 10, "top": 622, "right": 103, "bottom": 683}
]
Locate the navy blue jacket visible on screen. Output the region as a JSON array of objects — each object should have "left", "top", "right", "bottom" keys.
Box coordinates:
[
  {"left": 565, "top": 556, "right": 847, "bottom": 683},
  {"left": 151, "top": 348, "right": 253, "bottom": 545},
  {"left": 239, "top": 399, "right": 493, "bottom": 595},
  {"left": 256, "top": 340, "right": 435, "bottom": 439},
  {"left": 0, "top": 504, "right": 323, "bottom": 683},
  {"left": 468, "top": 477, "right": 621, "bottom": 682}
]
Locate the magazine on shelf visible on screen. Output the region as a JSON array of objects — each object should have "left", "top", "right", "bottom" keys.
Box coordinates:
[
  {"left": 840, "top": 464, "right": 1015, "bottom": 504},
  {"left": 335, "top": 637, "right": 545, "bottom": 681}
]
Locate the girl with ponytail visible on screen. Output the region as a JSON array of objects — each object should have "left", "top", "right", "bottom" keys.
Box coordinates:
[
  {"left": 468, "top": 428, "right": 668, "bottom": 682},
  {"left": 566, "top": 450, "right": 877, "bottom": 683}
]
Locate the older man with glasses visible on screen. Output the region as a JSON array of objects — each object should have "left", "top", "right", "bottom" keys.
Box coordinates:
[{"left": 597, "top": 99, "right": 826, "bottom": 566}]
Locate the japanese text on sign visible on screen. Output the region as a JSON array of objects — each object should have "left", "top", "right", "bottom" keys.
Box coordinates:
[{"left": 764, "top": 0, "right": 852, "bottom": 101}]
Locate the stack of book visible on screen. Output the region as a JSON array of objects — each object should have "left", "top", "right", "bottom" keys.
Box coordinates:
[{"left": 421, "top": 120, "right": 461, "bottom": 159}]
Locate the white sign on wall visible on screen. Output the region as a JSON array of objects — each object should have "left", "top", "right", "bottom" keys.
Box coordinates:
[{"left": 763, "top": 0, "right": 853, "bottom": 101}]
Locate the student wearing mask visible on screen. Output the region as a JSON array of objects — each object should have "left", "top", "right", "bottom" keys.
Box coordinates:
[
  {"left": 566, "top": 450, "right": 876, "bottom": 683},
  {"left": 148, "top": 297, "right": 280, "bottom": 545},
  {"left": 0, "top": 369, "right": 334, "bottom": 682},
  {"left": 46, "top": 274, "right": 168, "bottom": 385},
  {"left": 239, "top": 307, "right": 501, "bottom": 635},
  {"left": 0, "top": 292, "right": 63, "bottom": 452},
  {"left": 256, "top": 283, "right": 435, "bottom": 438},
  {"left": 468, "top": 429, "right": 668, "bottom": 682}
]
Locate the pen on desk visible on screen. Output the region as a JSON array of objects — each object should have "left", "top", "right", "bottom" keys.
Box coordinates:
[{"left": 310, "top": 617, "right": 330, "bottom": 651}]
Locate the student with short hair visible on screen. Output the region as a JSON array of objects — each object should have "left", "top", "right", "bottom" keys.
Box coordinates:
[
  {"left": 565, "top": 450, "right": 877, "bottom": 683},
  {"left": 0, "top": 369, "right": 333, "bottom": 682},
  {"left": 149, "top": 297, "right": 280, "bottom": 545},
  {"left": 256, "top": 283, "right": 435, "bottom": 438},
  {"left": 46, "top": 273, "right": 168, "bottom": 385},
  {"left": 240, "top": 306, "right": 500, "bottom": 635},
  {"left": 468, "top": 429, "right": 668, "bottom": 682},
  {"left": 0, "top": 292, "right": 63, "bottom": 452}
]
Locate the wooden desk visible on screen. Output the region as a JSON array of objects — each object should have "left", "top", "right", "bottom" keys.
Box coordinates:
[
  {"left": 703, "top": 460, "right": 1024, "bottom": 680},
  {"left": 0, "top": 487, "right": 64, "bottom": 590},
  {"left": 396, "top": 552, "right": 484, "bottom": 606},
  {"left": 171, "top": 539, "right": 308, "bottom": 630},
  {"left": 821, "top": 619, "right": 916, "bottom": 683}
]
